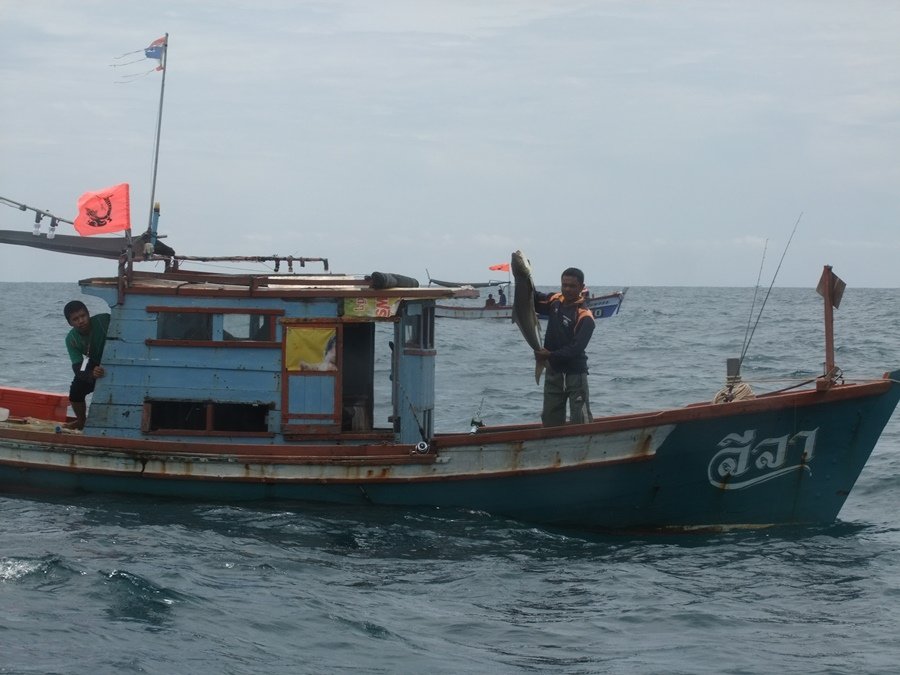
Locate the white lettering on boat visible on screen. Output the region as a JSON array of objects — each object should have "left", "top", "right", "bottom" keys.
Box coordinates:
[{"left": 707, "top": 428, "right": 818, "bottom": 490}]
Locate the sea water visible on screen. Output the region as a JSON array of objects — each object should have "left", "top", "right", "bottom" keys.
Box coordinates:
[{"left": 1, "top": 281, "right": 899, "bottom": 674}]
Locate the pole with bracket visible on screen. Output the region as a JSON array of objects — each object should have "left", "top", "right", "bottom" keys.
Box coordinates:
[{"left": 816, "top": 265, "right": 846, "bottom": 390}]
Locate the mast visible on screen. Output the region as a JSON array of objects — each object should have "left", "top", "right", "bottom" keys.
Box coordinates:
[
  {"left": 147, "top": 33, "right": 169, "bottom": 241},
  {"left": 815, "top": 265, "right": 846, "bottom": 390}
]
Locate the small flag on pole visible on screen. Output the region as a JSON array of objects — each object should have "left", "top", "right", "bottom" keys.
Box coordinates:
[
  {"left": 144, "top": 36, "right": 167, "bottom": 70},
  {"left": 489, "top": 263, "right": 510, "bottom": 272},
  {"left": 111, "top": 36, "right": 168, "bottom": 78},
  {"left": 74, "top": 183, "right": 131, "bottom": 236}
]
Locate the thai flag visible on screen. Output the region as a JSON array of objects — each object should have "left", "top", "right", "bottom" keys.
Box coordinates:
[{"left": 144, "top": 36, "right": 166, "bottom": 61}]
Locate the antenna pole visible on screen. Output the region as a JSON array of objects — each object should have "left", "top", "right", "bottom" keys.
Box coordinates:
[{"left": 147, "top": 33, "right": 169, "bottom": 236}]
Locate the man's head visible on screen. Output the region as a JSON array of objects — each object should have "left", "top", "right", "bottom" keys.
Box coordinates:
[
  {"left": 64, "top": 300, "right": 91, "bottom": 332},
  {"left": 560, "top": 267, "right": 585, "bottom": 303}
]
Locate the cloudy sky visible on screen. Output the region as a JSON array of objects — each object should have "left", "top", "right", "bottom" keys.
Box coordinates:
[{"left": 2, "top": 1, "right": 899, "bottom": 286}]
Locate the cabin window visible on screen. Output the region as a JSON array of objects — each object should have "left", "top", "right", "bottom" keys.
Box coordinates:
[
  {"left": 212, "top": 403, "right": 270, "bottom": 431},
  {"left": 147, "top": 307, "right": 282, "bottom": 346},
  {"left": 402, "top": 306, "right": 434, "bottom": 350},
  {"left": 223, "top": 313, "right": 274, "bottom": 341},
  {"left": 148, "top": 400, "right": 206, "bottom": 430},
  {"left": 157, "top": 312, "right": 212, "bottom": 340},
  {"left": 403, "top": 319, "right": 421, "bottom": 348},
  {"left": 422, "top": 306, "right": 434, "bottom": 349},
  {"left": 146, "top": 400, "right": 271, "bottom": 433}
]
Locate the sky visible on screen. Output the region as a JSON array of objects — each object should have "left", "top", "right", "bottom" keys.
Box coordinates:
[{"left": 1, "top": 1, "right": 899, "bottom": 287}]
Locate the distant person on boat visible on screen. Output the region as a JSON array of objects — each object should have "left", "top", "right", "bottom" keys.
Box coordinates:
[
  {"left": 484, "top": 293, "right": 497, "bottom": 307},
  {"left": 498, "top": 287, "right": 507, "bottom": 305},
  {"left": 63, "top": 300, "right": 110, "bottom": 430},
  {"left": 533, "top": 267, "right": 595, "bottom": 426}
]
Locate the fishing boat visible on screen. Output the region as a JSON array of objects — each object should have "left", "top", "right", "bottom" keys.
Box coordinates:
[
  {"left": 434, "top": 289, "right": 627, "bottom": 320},
  {"left": 425, "top": 269, "right": 508, "bottom": 289},
  {"left": 0, "top": 207, "right": 897, "bottom": 530},
  {"left": 3, "top": 37, "right": 898, "bottom": 529}
]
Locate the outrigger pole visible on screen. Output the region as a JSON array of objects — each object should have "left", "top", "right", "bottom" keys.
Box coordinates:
[{"left": 146, "top": 33, "right": 169, "bottom": 247}]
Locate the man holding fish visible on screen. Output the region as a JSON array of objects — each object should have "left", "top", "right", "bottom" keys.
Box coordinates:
[{"left": 512, "top": 251, "right": 595, "bottom": 426}]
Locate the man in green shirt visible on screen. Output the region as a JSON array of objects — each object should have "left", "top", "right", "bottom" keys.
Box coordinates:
[{"left": 63, "top": 300, "right": 110, "bottom": 429}]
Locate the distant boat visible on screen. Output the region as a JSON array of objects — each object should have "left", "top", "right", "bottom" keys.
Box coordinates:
[
  {"left": 433, "top": 304, "right": 515, "bottom": 320},
  {"left": 426, "top": 269, "right": 508, "bottom": 289},
  {"left": 435, "top": 289, "right": 628, "bottom": 320}
]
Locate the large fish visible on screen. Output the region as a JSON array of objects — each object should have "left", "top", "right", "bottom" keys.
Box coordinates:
[{"left": 511, "top": 250, "right": 544, "bottom": 384}]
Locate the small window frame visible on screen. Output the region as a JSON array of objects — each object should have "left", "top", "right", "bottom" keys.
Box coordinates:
[
  {"left": 146, "top": 307, "right": 283, "bottom": 348},
  {"left": 143, "top": 399, "right": 275, "bottom": 436}
]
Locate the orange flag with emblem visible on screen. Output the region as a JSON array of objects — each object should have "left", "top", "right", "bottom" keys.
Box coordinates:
[
  {"left": 74, "top": 183, "right": 131, "bottom": 236},
  {"left": 489, "top": 263, "right": 510, "bottom": 272}
]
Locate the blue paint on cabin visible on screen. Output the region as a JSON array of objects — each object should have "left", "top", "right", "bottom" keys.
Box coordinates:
[{"left": 81, "top": 283, "right": 436, "bottom": 445}]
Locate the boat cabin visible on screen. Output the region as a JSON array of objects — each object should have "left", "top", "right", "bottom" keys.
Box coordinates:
[{"left": 77, "top": 262, "right": 464, "bottom": 446}]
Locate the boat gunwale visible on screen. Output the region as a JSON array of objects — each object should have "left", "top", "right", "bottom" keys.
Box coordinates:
[
  {"left": 1, "top": 374, "right": 893, "bottom": 456},
  {"left": 434, "top": 373, "right": 896, "bottom": 446}
]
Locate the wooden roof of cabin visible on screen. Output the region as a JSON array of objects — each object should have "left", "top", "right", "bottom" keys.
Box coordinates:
[{"left": 80, "top": 270, "right": 472, "bottom": 299}]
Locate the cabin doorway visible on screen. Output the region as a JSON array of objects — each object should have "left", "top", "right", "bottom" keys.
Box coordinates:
[{"left": 341, "top": 323, "right": 375, "bottom": 431}]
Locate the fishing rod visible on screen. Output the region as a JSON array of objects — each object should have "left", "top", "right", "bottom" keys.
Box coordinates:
[
  {"left": 0, "top": 196, "right": 72, "bottom": 223},
  {"left": 740, "top": 239, "right": 768, "bottom": 360},
  {"left": 737, "top": 212, "right": 803, "bottom": 373},
  {"left": 0, "top": 195, "right": 74, "bottom": 237},
  {"left": 470, "top": 397, "right": 485, "bottom": 434}
]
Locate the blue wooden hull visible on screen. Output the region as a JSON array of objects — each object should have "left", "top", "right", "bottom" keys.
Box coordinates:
[{"left": 2, "top": 371, "right": 897, "bottom": 530}]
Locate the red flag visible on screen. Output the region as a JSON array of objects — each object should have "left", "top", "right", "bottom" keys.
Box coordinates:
[
  {"left": 489, "top": 263, "right": 510, "bottom": 272},
  {"left": 74, "top": 183, "right": 131, "bottom": 236}
]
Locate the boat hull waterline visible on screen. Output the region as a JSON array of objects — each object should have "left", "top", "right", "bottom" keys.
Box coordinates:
[{"left": 2, "top": 372, "right": 897, "bottom": 530}]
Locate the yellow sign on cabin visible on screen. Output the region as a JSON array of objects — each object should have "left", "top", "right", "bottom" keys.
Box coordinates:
[{"left": 343, "top": 297, "right": 401, "bottom": 318}]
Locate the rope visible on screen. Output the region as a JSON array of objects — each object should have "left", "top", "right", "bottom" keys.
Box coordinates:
[
  {"left": 713, "top": 378, "right": 755, "bottom": 403},
  {"left": 713, "top": 369, "right": 900, "bottom": 402}
]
